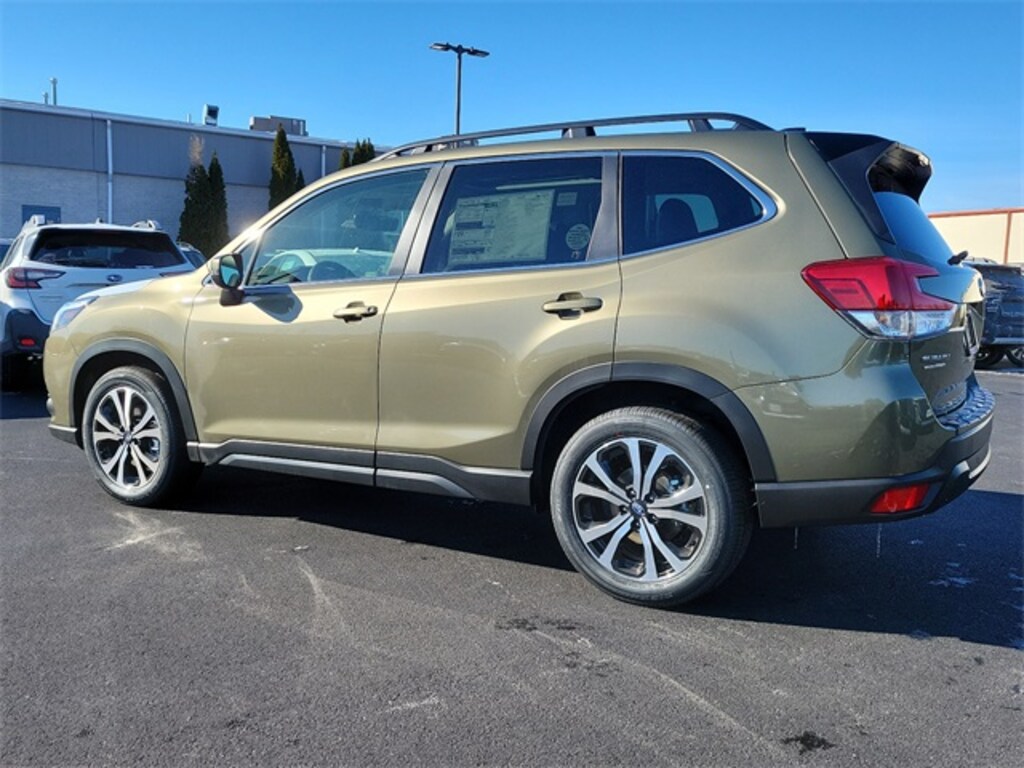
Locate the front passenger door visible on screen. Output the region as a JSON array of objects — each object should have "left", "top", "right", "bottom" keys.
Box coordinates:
[{"left": 185, "top": 167, "right": 434, "bottom": 452}]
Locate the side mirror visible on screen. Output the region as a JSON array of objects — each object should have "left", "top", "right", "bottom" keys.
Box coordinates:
[{"left": 209, "top": 254, "right": 244, "bottom": 305}]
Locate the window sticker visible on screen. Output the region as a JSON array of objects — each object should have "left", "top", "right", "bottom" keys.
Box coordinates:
[
  {"left": 449, "top": 190, "right": 554, "bottom": 265},
  {"left": 556, "top": 191, "right": 578, "bottom": 207},
  {"left": 565, "top": 223, "right": 592, "bottom": 253}
]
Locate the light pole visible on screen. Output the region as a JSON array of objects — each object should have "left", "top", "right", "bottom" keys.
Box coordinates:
[{"left": 430, "top": 42, "right": 489, "bottom": 134}]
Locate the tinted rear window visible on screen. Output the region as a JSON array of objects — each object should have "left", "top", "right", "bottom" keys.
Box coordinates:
[
  {"left": 874, "top": 192, "right": 953, "bottom": 267},
  {"left": 29, "top": 229, "right": 186, "bottom": 269},
  {"left": 622, "top": 155, "right": 765, "bottom": 255}
]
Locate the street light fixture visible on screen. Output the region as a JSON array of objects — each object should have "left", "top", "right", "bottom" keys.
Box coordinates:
[{"left": 430, "top": 41, "right": 489, "bottom": 135}]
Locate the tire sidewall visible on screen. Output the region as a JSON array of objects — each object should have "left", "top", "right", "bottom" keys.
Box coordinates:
[{"left": 550, "top": 408, "right": 745, "bottom": 606}]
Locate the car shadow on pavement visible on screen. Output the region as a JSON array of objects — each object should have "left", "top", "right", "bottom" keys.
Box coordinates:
[
  {"left": 698, "top": 489, "right": 1024, "bottom": 650},
  {"left": 182, "top": 466, "right": 573, "bottom": 572},
  {"left": 182, "top": 466, "right": 1023, "bottom": 649}
]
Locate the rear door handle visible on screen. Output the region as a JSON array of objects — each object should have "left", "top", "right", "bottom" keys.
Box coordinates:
[
  {"left": 333, "top": 302, "right": 378, "bottom": 322},
  {"left": 542, "top": 292, "right": 603, "bottom": 319}
]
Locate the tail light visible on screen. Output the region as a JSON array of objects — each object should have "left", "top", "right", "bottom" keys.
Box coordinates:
[
  {"left": 802, "top": 257, "right": 956, "bottom": 340},
  {"left": 4, "top": 267, "right": 64, "bottom": 289}
]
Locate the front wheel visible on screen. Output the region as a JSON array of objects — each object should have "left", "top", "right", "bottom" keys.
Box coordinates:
[
  {"left": 82, "top": 366, "right": 200, "bottom": 506},
  {"left": 550, "top": 407, "right": 753, "bottom": 607},
  {"left": 1006, "top": 346, "right": 1024, "bottom": 368}
]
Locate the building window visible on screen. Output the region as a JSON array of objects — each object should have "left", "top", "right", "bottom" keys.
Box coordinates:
[{"left": 22, "top": 205, "right": 62, "bottom": 224}]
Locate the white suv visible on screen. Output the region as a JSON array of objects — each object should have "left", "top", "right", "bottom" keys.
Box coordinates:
[{"left": 1, "top": 217, "right": 195, "bottom": 388}]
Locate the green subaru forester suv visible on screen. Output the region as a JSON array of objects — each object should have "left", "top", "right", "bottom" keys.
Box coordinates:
[{"left": 43, "top": 113, "right": 993, "bottom": 606}]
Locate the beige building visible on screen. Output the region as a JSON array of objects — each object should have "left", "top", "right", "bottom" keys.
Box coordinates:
[{"left": 930, "top": 207, "right": 1023, "bottom": 265}]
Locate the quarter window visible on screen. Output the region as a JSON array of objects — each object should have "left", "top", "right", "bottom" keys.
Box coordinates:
[
  {"left": 249, "top": 169, "right": 428, "bottom": 286},
  {"left": 622, "top": 155, "right": 765, "bottom": 255},
  {"left": 422, "top": 157, "right": 604, "bottom": 274}
]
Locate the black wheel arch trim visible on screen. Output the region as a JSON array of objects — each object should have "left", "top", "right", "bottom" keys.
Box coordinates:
[
  {"left": 521, "top": 361, "right": 776, "bottom": 483},
  {"left": 68, "top": 339, "right": 198, "bottom": 443}
]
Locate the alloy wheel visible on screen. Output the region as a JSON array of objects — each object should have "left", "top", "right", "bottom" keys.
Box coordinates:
[
  {"left": 572, "top": 436, "right": 707, "bottom": 583},
  {"left": 90, "top": 384, "right": 164, "bottom": 491}
]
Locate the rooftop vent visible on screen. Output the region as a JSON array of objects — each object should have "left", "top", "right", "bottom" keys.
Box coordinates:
[{"left": 203, "top": 104, "right": 219, "bottom": 126}]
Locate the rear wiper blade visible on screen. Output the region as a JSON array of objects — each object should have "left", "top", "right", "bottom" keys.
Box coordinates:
[{"left": 948, "top": 250, "right": 969, "bottom": 265}]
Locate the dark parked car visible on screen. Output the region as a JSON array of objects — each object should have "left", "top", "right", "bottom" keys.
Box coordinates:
[{"left": 967, "top": 259, "right": 1023, "bottom": 368}]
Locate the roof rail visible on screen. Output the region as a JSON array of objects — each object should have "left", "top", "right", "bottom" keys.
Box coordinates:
[{"left": 375, "top": 112, "right": 772, "bottom": 161}]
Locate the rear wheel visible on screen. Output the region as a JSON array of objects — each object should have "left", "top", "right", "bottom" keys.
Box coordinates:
[
  {"left": 974, "top": 346, "right": 1004, "bottom": 369},
  {"left": 82, "top": 366, "right": 200, "bottom": 506},
  {"left": 550, "top": 407, "right": 752, "bottom": 607},
  {"left": 1006, "top": 347, "right": 1024, "bottom": 368}
]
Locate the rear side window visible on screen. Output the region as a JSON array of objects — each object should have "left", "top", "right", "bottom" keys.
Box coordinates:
[
  {"left": 622, "top": 155, "right": 766, "bottom": 255},
  {"left": 28, "top": 230, "right": 185, "bottom": 269},
  {"left": 422, "top": 157, "right": 604, "bottom": 274},
  {"left": 874, "top": 191, "right": 953, "bottom": 267}
]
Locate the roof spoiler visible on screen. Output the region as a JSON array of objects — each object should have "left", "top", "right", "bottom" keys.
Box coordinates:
[{"left": 805, "top": 133, "right": 933, "bottom": 243}]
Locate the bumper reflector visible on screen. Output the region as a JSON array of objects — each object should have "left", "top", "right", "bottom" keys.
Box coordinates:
[{"left": 871, "top": 483, "right": 931, "bottom": 514}]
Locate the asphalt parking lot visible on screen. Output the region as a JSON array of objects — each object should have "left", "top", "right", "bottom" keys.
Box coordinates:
[{"left": 1, "top": 368, "right": 1021, "bottom": 767}]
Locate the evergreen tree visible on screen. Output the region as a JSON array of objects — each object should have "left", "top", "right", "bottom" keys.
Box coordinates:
[
  {"left": 296, "top": 168, "right": 306, "bottom": 192},
  {"left": 208, "top": 152, "right": 229, "bottom": 254},
  {"left": 352, "top": 138, "right": 376, "bottom": 166},
  {"left": 179, "top": 137, "right": 212, "bottom": 254},
  {"left": 269, "top": 125, "right": 297, "bottom": 209},
  {"left": 339, "top": 147, "right": 351, "bottom": 170}
]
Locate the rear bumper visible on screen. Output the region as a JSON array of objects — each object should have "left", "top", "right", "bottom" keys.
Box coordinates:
[
  {"left": 755, "top": 391, "right": 994, "bottom": 528},
  {"left": 1, "top": 309, "right": 49, "bottom": 357}
]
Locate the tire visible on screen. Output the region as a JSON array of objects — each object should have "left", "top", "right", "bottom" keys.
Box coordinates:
[
  {"left": 81, "top": 366, "right": 200, "bottom": 506},
  {"left": 1006, "top": 347, "right": 1024, "bottom": 368},
  {"left": 974, "top": 346, "right": 1004, "bottom": 369},
  {"left": 550, "top": 407, "right": 753, "bottom": 607}
]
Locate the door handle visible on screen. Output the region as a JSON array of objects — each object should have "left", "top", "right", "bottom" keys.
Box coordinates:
[
  {"left": 333, "top": 302, "right": 378, "bottom": 322},
  {"left": 542, "top": 292, "right": 603, "bottom": 319}
]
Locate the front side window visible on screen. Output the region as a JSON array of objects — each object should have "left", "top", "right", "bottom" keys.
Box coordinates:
[
  {"left": 622, "top": 155, "right": 766, "bottom": 255},
  {"left": 249, "top": 168, "right": 429, "bottom": 286},
  {"left": 422, "top": 157, "right": 604, "bottom": 274}
]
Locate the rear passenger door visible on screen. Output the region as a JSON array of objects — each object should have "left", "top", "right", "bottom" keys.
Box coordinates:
[{"left": 377, "top": 155, "right": 620, "bottom": 477}]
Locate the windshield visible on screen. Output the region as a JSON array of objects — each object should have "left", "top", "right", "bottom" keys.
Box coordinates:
[{"left": 28, "top": 229, "right": 186, "bottom": 269}]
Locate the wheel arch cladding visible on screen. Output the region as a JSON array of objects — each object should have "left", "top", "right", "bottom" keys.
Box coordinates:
[
  {"left": 70, "top": 340, "right": 197, "bottom": 444},
  {"left": 525, "top": 362, "right": 776, "bottom": 505}
]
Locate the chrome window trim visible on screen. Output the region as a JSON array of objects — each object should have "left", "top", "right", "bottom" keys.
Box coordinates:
[{"left": 618, "top": 150, "right": 779, "bottom": 259}]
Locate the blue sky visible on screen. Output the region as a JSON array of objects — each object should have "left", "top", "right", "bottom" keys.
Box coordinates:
[{"left": 1, "top": 0, "right": 1021, "bottom": 212}]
